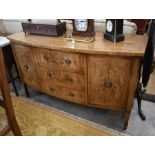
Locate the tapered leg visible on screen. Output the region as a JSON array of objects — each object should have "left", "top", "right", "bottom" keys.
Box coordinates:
[
  {"left": 8, "top": 66, "right": 19, "bottom": 96},
  {"left": 14, "top": 63, "right": 21, "bottom": 82},
  {"left": 124, "top": 111, "right": 131, "bottom": 130},
  {"left": 23, "top": 84, "right": 30, "bottom": 97}
]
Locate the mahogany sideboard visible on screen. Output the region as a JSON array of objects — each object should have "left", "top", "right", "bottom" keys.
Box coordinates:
[{"left": 7, "top": 32, "right": 148, "bottom": 129}]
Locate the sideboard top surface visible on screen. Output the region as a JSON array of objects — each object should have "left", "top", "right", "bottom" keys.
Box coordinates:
[{"left": 7, "top": 31, "right": 148, "bottom": 57}]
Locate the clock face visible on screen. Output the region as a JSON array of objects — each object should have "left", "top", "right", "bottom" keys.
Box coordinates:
[
  {"left": 75, "top": 19, "right": 88, "bottom": 32},
  {"left": 106, "top": 20, "right": 113, "bottom": 32}
]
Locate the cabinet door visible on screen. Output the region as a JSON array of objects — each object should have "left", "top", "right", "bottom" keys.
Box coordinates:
[
  {"left": 12, "top": 44, "right": 39, "bottom": 88},
  {"left": 88, "top": 56, "right": 132, "bottom": 110}
]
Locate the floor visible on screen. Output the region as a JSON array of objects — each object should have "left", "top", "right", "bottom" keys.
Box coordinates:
[
  {"left": 2, "top": 95, "right": 118, "bottom": 136},
  {"left": 9, "top": 79, "right": 155, "bottom": 136}
]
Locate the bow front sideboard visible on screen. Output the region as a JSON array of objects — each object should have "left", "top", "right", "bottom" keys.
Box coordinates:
[{"left": 7, "top": 32, "right": 148, "bottom": 128}]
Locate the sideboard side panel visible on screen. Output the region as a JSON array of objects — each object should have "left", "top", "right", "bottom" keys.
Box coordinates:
[{"left": 11, "top": 43, "right": 40, "bottom": 89}]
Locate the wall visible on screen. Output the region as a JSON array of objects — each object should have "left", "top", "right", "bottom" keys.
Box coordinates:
[
  {"left": 0, "top": 19, "right": 5, "bottom": 33},
  {"left": 0, "top": 19, "right": 137, "bottom": 34},
  {"left": 1, "top": 20, "right": 23, "bottom": 33},
  {"left": 0, "top": 19, "right": 57, "bottom": 34}
]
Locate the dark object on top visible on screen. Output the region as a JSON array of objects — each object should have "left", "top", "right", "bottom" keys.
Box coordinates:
[
  {"left": 104, "top": 19, "right": 124, "bottom": 42},
  {"left": 130, "top": 19, "right": 147, "bottom": 35},
  {"left": 22, "top": 20, "right": 66, "bottom": 37}
]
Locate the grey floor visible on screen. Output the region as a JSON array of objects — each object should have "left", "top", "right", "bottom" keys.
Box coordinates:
[{"left": 10, "top": 79, "right": 155, "bottom": 136}]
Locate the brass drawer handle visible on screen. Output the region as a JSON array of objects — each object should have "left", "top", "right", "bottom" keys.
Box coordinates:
[
  {"left": 104, "top": 82, "right": 112, "bottom": 88},
  {"left": 65, "top": 76, "right": 73, "bottom": 82},
  {"left": 24, "top": 65, "right": 29, "bottom": 70},
  {"left": 47, "top": 72, "right": 52, "bottom": 78},
  {"left": 65, "top": 59, "right": 71, "bottom": 65},
  {"left": 69, "top": 92, "right": 74, "bottom": 97},
  {"left": 68, "top": 77, "right": 73, "bottom": 82},
  {"left": 44, "top": 55, "right": 49, "bottom": 61},
  {"left": 49, "top": 87, "right": 54, "bottom": 92}
]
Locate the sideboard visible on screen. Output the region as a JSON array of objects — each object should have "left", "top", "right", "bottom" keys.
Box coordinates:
[{"left": 7, "top": 32, "right": 148, "bottom": 129}]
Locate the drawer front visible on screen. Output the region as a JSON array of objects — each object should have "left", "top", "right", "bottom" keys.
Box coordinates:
[
  {"left": 62, "top": 87, "right": 84, "bottom": 104},
  {"left": 12, "top": 43, "right": 39, "bottom": 88},
  {"left": 38, "top": 65, "right": 84, "bottom": 90},
  {"left": 34, "top": 48, "right": 84, "bottom": 72},
  {"left": 41, "top": 82, "right": 84, "bottom": 104},
  {"left": 88, "top": 56, "right": 132, "bottom": 110},
  {"left": 42, "top": 83, "right": 62, "bottom": 98}
]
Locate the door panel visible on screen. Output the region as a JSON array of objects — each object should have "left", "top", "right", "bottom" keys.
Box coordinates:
[{"left": 88, "top": 56, "right": 132, "bottom": 110}]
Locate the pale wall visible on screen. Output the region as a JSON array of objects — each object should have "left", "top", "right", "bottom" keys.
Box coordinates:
[
  {"left": 0, "top": 19, "right": 137, "bottom": 34},
  {"left": 0, "top": 19, "right": 5, "bottom": 33}
]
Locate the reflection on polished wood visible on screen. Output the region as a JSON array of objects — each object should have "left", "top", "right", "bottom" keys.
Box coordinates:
[
  {"left": 8, "top": 31, "right": 148, "bottom": 56},
  {"left": 7, "top": 31, "right": 148, "bottom": 129}
]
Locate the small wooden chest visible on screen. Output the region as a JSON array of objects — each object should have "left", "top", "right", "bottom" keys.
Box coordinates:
[{"left": 22, "top": 21, "right": 66, "bottom": 36}]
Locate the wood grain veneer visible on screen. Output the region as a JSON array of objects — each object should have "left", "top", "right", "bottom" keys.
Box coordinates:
[
  {"left": 8, "top": 31, "right": 148, "bottom": 57},
  {"left": 8, "top": 31, "right": 148, "bottom": 129}
]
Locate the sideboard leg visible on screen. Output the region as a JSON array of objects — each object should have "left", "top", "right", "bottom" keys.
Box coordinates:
[
  {"left": 123, "top": 111, "right": 131, "bottom": 130},
  {"left": 8, "top": 66, "right": 19, "bottom": 96},
  {"left": 23, "top": 84, "right": 30, "bottom": 97},
  {"left": 14, "top": 63, "right": 21, "bottom": 82}
]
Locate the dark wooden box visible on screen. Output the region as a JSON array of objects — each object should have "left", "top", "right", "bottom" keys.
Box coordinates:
[{"left": 22, "top": 21, "right": 66, "bottom": 37}]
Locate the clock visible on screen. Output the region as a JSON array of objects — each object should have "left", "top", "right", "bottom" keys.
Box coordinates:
[
  {"left": 106, "top": 20, "right": 113, "bottom": 32},
  {"left": 72, "top": 19, "right": 95, "bottom": 37},
  {"left": 104, "top": 19, "right": 125, "bottom": 42}
]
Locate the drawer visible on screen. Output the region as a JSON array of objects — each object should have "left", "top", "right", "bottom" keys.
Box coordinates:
[
  {"left": 62, "top": 87, "right": 85, "bottom": 104},
  {"left": 41, "top": 82, "right": 84, "bottom": 104},
  {"left": 42, "top": 83, "right": 62, "bottom": 98},
  {"left": 34, "top": 48, "right": 84, "bottom": 72},
  {"left": 38, "top": 65, "right": 84, "bottom": 90}
]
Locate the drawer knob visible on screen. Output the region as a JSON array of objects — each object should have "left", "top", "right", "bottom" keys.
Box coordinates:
[
  {"left": 68, "top": 77, "right": 73, "bottom": 82},
  {"left": 47, "top": 72, "right": 52, "bottom": 78},
  {"left": 24, "top": 65, "right": 29, "bottom": 70},
  {"left": 49, "top": 87, "right": 54, "bottom": 92},
  {"left": 104, "top": 82, "right": 112, "bottom": 88},
  {"left": 65, "top": 76, "right": 73, "bottom": 82},
  {"left": 69, "top": 92, "right": 74, "bottom": 97},
  {"left": 66, "top": 59, "right": 71, "bottom": 65},
  {"left": 44, "top": 55, "right": 49, "bottom": 61}
]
